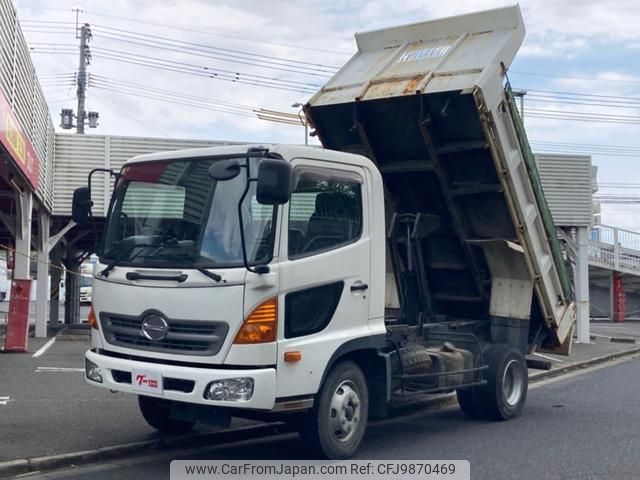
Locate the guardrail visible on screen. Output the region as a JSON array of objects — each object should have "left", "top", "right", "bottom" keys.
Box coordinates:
[{"left": 590, "top": 224, "right": 640, "bottom": 275}]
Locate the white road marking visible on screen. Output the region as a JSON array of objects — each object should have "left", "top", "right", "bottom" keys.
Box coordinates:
[
  {"left": 0, "top": 396, "right": 10, "bottom": 405},
  {"left": 32, "top": 337, "right": 56, "bottom": 358},
  {"left": 35, "top": 367, "right": 84, "bottom": 373},
  {"left": 534, "top": 352, "right": 565, "bottom": 363}
]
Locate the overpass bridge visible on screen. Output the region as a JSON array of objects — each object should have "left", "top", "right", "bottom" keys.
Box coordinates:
[{"left": 588, "top": 225, "right": 640, "bottom": 321}]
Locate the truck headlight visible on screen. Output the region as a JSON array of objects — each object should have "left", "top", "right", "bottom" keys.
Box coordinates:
[
  {"left": 204, "top": 378, "right": 254, "bottom": 402},
  {"left": 85, "top": 358, "right": 103, "bottom": 383}
]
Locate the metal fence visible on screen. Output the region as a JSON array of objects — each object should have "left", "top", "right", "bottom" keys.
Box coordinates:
[
  {"left": 0, "top": 0, "right": 56, "bottom": 210},
  {"left": 590, "top": 224, "right": 640, "bottom": 275}
]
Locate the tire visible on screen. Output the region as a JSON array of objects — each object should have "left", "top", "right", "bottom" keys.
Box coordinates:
[
  {"left": 392, "top": 345, "right": 432, "bottom": 374},
  {"left": 138, "top": 396, "right": 195, "bottom": 434},
  {"left": 456, "top": 388, "right": 483, "bottom": 419},
  {"left": 300, "top": 361, "right": 369, "bottom": 459},
  {"left": 475, "top": 344, "right": 528, "bottom": 420}
]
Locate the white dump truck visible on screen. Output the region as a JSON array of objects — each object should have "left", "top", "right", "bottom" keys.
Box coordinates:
[{"left": 74, "top": 5, "right": 575, "bottom": 459}]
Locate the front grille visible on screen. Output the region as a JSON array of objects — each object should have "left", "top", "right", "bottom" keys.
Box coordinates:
[{"left": 100, "top": 312, "right": 229, "bottom": 356}]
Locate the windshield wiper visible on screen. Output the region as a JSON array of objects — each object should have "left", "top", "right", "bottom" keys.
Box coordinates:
[
  {"left": 99, "top": 244, "right": 146, "bottom": 278},
  {"left": 145, "top": 237, "right": 226, "bottom": 282},
  {"left": 152, "top": 250, "right": 223, "bottom": 283}
]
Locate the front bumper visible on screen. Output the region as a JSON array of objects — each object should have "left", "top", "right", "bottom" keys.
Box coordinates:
[{"left": 85, "top": 350, "right": 277, "bottom": 410}]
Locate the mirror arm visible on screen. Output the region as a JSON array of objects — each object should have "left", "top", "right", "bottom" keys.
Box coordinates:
[
  {"left": 85, "top": 168, "right": 119, "bottom": 251},
  {"left": 237, "top": 147, "right": 271, "bottom": 275},
  {"left": 88, "top": 168, "right": 119, "bottom": 200}
]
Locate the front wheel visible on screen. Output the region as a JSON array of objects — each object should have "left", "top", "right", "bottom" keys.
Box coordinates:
[
  {"left": 300, "top": 361, "right": 369, "bottom": 459},
  {"left": 138, "top": 396, "right": 195, "bottom": 434}
]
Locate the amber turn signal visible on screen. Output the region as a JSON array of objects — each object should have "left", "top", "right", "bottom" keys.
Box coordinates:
[
  {"left": 284, "top": 351, "right": 302, "bottom": 362},
  {"left": 233, "top": 297, "right": 277, "bottom": 344},
  {"left": 87, "top": 304, "right": 98, "bottom": 329}
]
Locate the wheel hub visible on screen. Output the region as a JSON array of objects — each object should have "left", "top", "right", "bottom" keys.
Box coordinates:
[
  {"left": 329, "top": 380, "right": 361, "bottom": 442},
  {"left": 502, "top": 358, "right": 525, "bottom": 407}
]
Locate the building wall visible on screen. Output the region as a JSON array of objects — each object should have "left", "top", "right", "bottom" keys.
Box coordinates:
[
  {"left": 0, "top": 0, "right": 56, "bottom": 210},
  {"left": 535, "top": 154, "right": 593, "bottom": 227},
  {"left": 53, "top": 134, "right": 243, "bottom": 216}
]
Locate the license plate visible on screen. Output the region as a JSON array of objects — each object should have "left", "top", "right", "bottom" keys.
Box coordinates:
[{"left": 131, "top": 369, "right": 163, "bottom": 395}]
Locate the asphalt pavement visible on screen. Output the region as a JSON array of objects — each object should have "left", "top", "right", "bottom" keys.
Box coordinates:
[{"left": 14, "top": 356, "right": 640, "bottom": 480}]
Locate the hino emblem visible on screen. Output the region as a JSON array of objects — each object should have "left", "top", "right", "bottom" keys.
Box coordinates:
[{"left": 141, "top": 314, "right": 169, "bottom": 341}]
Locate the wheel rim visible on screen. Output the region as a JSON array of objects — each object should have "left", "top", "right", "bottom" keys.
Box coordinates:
[
  {"left": 329, "top": 380, "right": 361, "bottom": 443},
  {"left": 502, "top": 359, "right": 525, "bottom": 407}
]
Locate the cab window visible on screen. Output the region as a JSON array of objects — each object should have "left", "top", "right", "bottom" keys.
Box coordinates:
[{"left": 288, "top": 168, "right": 363, "bottom": 258}]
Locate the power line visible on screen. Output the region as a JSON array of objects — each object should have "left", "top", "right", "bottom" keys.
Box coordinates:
[
  {"left": 525, "top": 110, "right": 640, "bottom": 125},
  {"left": 31, "top": 44, "right": 321, "bottom": 92},
  {"left": 91, "top": 31, "right": 333, "bottom": 79},
  {"left": 79, "top": 9, "right": 352, "bottom": 55},
  {"left": 527, "top": 97, "right": 640, "bottom": 110},
  {"left": 522, "top": 88, "right": 640, "bottom": 103},
  {"left": 90, "top": 84, "right": 259, "bottom": 119},
  {"left": 91, "top": 24, "right": 340, "bottom": 72},
  {"left": 511, "top": 71, "right": 640, "bottom": 85},
  {"left": 530, "top": 140, "right": 640, "bottom": 152},
  {"left": 30, "top": 40, "right": 328, "bottom": 83},
  {"left": 30, "top": 46, "right": 319, "bottom": 94},
  {"left": 93, "top": 49, "right": 318, "bottom": 93},
  {"left": 531, "top": 142, "right": 640, "bottom": 158},
  {"left": 31, "top": 43, "right": 326, "bottom": 87},
  {"left": 21, "top": 19, "right": 75, "bottom": 24},
  {"left": 90, "top": 90, "right": 172, "bottom": 137},
  {"left": 89, "top": 74, "right": 259, "bottom": 111},
  {"left": 86, "top": 74, "right": 305, "bottom": 127},
  {"left": 89, "top": 80, "right": 256, "bottom": 116}
]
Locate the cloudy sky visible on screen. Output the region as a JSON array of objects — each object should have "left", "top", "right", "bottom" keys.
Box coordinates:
[{"left": 13, "top": 0, "right": 640, "bottom": 230}]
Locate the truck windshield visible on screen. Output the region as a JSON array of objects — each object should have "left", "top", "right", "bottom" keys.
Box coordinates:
[{"left": 99, "top": 156, "right": 276, "bottom": 269}]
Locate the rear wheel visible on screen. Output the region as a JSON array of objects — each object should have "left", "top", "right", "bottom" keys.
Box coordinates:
[
  {"left": 300, "top": 361, "right": 368, "bottom": 459},
  {"left": 475, "top": 344, "right": 528, "bottom": 420},
  {"left": 138, "top": 396, "right": 195, "bottom": 434}
]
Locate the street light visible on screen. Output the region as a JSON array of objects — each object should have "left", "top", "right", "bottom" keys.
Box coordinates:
[{"left": 291, "top": 102, "right": 308, "bottom": 145}]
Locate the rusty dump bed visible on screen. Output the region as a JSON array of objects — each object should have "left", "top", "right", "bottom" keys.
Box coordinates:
[{"left": 305, "top": 5, "right": 575, "bottom": 350}]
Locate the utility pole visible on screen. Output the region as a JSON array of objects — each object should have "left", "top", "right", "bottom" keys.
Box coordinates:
[
  {"left": 61, "top": 15, "right": 98, "bottom": 132},
  {"left": 76, "top": 23, "right": 91, "bottom": 134}
]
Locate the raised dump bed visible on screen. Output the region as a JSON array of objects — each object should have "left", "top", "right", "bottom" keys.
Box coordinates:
[{"left": 305, "top": 5, "right": 575, "bottom": 350}]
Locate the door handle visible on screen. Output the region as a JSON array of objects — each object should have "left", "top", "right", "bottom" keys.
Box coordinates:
[{"left": 350, "top": 283, "right": 369, "bottom": 292}]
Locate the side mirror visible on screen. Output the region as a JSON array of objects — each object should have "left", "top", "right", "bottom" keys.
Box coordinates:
[
  {"left": 208, "top": 159, "right": 241, "bottom": 181},
  {"left": 72, "top": 187, "right": 93, "bottom": 224},
  {"left": 256, "top": 159, "right": 292, "bottom": 205}
]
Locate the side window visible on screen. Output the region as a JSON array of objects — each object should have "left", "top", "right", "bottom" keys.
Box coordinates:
[{"left": 288, "top": 168, "right": 363, "bottom": 258}]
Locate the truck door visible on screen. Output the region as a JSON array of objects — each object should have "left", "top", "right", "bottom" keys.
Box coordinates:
[{"left": 276, "top": 159, "right": 371, "bottom": 399}]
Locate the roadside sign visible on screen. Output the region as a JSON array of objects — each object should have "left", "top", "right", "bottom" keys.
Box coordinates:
[
  {"left": 0, "top": 90, "right": 40, "bottom": 190},
  {"left": 3, "top": 279, "right": 32, "bottom": 352}
]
